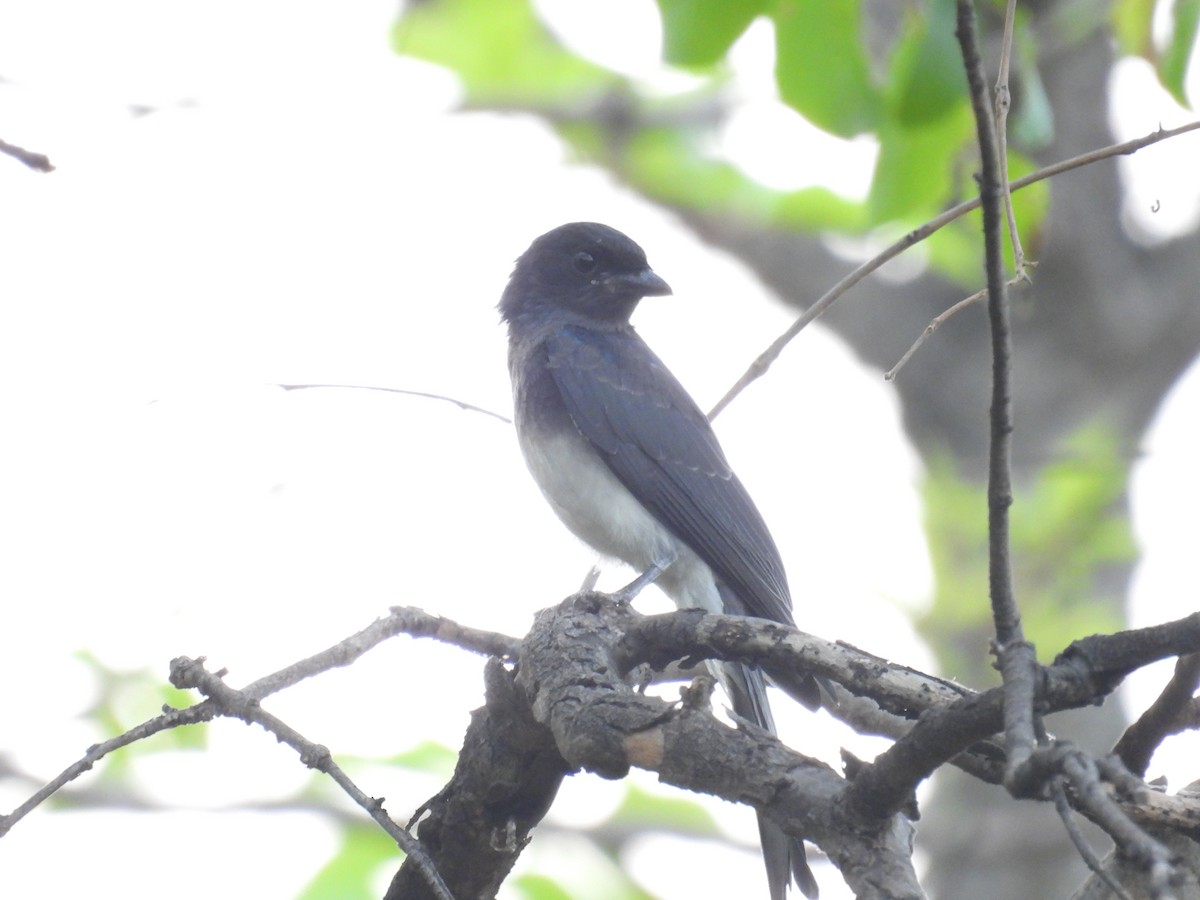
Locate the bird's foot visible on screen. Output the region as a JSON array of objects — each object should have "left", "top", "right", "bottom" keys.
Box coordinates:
[{"left": 606, "top": 551, "right": 677, "bottom": 605}]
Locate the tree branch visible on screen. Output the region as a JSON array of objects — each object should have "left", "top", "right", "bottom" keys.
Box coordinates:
[
  {"left": 0, "top": 137, "right": 54, "bottom": 172},
  {"left": 385, "top": 658, "right": 569, "bottom": 900},
  {"left": 706, "top": 118, "right": 1200, "bottom": 418},
  {"left": 518, "top": 594, "right": 923, "bottom": 899},
  {"left": 955, "top": 0, "right": 1036, "bottom": 788},
  {"left": 616, "top": 605, "right": 1200, "bottom": 832},
  {"left": 1114, "top": 653, "right": 1200, "bottom": 778},
  {"left": 7, "top": 595, "right": 1200, "bottom": 898}
]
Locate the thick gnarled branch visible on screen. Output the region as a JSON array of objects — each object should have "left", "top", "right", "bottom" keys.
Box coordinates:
[
  {"left": 515, "top": 593, "right": 922, "bottom": 900},
  {"left": 384, "top": 658, "right": 569, "bottom": 900}
]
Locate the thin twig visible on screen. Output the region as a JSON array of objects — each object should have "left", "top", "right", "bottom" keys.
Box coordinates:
[
  {"left": 886, "top": 286, "right": 986, "bottom": 380},
  {"left": 0, "top": 608, "right": 521, "bottom": 837},
  {"left": 278, "top": 383, "right": 512, "bottom": 424},
  {"left": 170, "top": 657, "right": 457, "bottom": 900},
  {"left": 887, "top": 274, "right": 1033, "bottom": 380},
  {"left": 1060, "top": 751, "right": 1181, "bottom": 900},
  {"left": 0, "top": 137, "right": 54, "bottom": 172},
  {"left": 234, "top": 606, "right": 520, "bottom": 701},
  {"left": 706, "top": 119, "right": 1200, "bottom": 419},
  {"left": 994, "top": 0, "right": 1029, "bottom": 280},
  {"left": 0, "top": 715, "right": 182, "bottom": 838},
  {"left": 1052, "top": 779, "right": 1136, "bottom": 900}
]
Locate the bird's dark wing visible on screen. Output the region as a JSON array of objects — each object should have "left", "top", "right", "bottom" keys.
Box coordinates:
[{"left": 545, "top": 324, "right": 793, "bottom": 626}]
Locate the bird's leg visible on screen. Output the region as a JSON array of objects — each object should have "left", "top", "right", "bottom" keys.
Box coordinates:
[{"left": 607, "top": 549, "right": 677, "bottom": 604}]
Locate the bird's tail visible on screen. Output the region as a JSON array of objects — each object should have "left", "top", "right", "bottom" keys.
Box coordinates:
[{"left": 720, "top": 661, "right": 819, "bottom": 900}]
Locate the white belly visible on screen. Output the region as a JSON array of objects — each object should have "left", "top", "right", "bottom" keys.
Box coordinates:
[{"left": 518, "top": 426, "right": 723, "bottom": 614}]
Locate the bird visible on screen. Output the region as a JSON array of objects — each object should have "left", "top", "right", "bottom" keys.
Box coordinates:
[{"left": 498, "top": 222, "right": 819, "bottom": 900}]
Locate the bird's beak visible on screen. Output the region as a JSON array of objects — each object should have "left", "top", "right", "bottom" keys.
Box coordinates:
[{"left": 609, "top": 267, "right": 672, "bottom": 298}]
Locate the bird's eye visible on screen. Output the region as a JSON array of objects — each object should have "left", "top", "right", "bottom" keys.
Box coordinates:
[{"left": 572, "top": 251, "right": 596, "bottom": 275}]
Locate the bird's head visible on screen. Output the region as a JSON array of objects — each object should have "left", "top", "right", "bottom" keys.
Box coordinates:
[{"left": 499, "top": 222, "right": 672, "bottom": 328}]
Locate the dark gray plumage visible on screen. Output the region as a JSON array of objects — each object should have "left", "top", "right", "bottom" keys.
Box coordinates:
[{"left": 500, "top": 222, "right": 817, "bottom": 900}]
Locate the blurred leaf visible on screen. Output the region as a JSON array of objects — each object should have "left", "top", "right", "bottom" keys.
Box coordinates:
[
  {"left": 920, "top": 424, "right": 1135, "bottom": 681},
  {"left": 1111, "top": 0, "right": 1155, "bottom": 55},
  {"left": 392, "top": 0, "right": 616, "bottom": 106},
  {"left": 579, "top": 120, "right": 869, "bottom": 233},
  {"left": 772, "top": 186, "right": 869, "bottom": 232},
  {"left": 512, "top": 874, "right": 578, "bottom": 900},
  {"left": 887, "top": 0, "right": 965, "bottom": 126},
  {"left": 622, "top": 127, "right": 778, "bottom": 218},
  {"left": 606, "top": 783, "right": 721, "bottom": 835},
  {"left": 772, "top": 0, "right": 882, "bottom": 136},
  {"left": 656, "top": 0, "right": 769, "bottom": 68},
  {"left": 513, "top": 858, "right": 654, "bottom": 900},
  {"left": 1159, "top": 0, "right": 1199, "bottom": 107},
  {"left": 386, "top": 740, "right": 458, "bottom": 778},
  {"left": 910, "top": 147, "right": 1050, "bottom": 287},
  {"left": 1010, "top": 17, "right": 1055, "bottom": 149},
  {"left": 927, "top": 215, "right": 988, "bottom": 286},
  {"left": 1011, "top": 424, "right": 1139, "bottom": 640},
  {"left": 868, "top": 105, "right": 974, "bottom": 222},
  {"left": 918, "top": 454, "right": 993, "bottom": 680},
  {"left": 299, "top": 824, "right": 398, "bottom": 900},
  {"left": 389, "top": 0, "right": 1040, "bottom": 289},
  {"left": 75, "top": 652, "right": 208, "bottom": 755}
]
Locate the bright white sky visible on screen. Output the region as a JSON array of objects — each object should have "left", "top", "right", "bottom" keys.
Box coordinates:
[{"left": 0, "top": 2, "right": 1197, "bottom": 899}]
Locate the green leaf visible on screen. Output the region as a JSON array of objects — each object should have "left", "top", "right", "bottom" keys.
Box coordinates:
[
  {"left": 512, "top": 874, "right": 576, "bottom": 900},
  {"left": 392, "top": 0, "right": 615, "bottom": 106},
  {"left": 867, "top": 104, "right": 974, "bottom": 222},
  {"left": 887, "top": 0, "right": 966, "bottom": 126},
  {"left": 772, "top": 0, "right": 882, "bottom": 136},
  {"left": 75, "top": 652, "right": 209, "bottom": 752},
  {"left": 919, "top": 424, "right": 1136, "bottom": 681},
  {"left": 1110, "top": 0, "right": 1155, "bottom": 56},
  {"left": 915, "top": 146, "right": 1051, "bottom": 286},
  {"left": 656, "top": 0, "right": 769, "bottom": 68},
  {"left": 1010, "top": 22, "right": 1055, "bottom": 150},
  {"left": 606, "top": 783, "right": 721, "bottom": 835},
  {"left": 926, "top": 216, "right": 987, "bottom": 286},
  {"left": 572, "top": 119, "right": 868, "bottom": 233},
  {"left": 386, "top": 740, "right": 458, "bottom": 777},
  {"left": 773, "top": 186, "right": 868, "bottom": 232},
  {"left": 1159, "top": 0, "right": 1199, "bottom": 108},
  {"left": 621, "top": 127, "right": 778, "bottom": 218},
  {"left": 512, "top": 859, "right": 654, "bottom": 899},
  {"left": 299, "top": 825, "right": 398, "bottom": 900}
]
